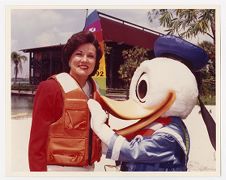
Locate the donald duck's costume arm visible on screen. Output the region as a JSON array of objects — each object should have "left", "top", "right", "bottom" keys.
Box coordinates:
[{"left": 106, "top": 129, "right": 186, "bottom": 164}]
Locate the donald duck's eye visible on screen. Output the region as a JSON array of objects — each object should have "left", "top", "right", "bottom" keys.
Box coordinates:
[{"left": 136, "top": 73, "right": 148, "bottom": 103}]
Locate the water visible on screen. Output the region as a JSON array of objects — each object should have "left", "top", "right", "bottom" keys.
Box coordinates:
[{"left": 11, "top": 95, "right": 34, "bottom": 118}]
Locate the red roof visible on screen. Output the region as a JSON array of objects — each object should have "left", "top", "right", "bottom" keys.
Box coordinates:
[{"left": 100, "top": 15, "right": 161, "bottom": 49}]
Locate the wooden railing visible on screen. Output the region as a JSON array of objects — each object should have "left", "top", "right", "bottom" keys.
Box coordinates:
[{"left": 106, "top": 88, "right": 129, "bottom": 100}]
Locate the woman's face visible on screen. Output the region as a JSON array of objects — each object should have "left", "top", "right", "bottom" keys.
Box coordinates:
[{"left": 69, "top": 43, "right": 97, "bottom": 79}]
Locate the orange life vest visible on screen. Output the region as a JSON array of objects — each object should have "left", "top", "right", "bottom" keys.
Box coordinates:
[{"left": 46, "top": 73, "right": 102, "bottom": 167}]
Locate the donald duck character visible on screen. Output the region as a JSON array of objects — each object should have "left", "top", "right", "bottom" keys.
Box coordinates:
[{"left": 88, "top": 35, "right": 213, "bottom": 171}]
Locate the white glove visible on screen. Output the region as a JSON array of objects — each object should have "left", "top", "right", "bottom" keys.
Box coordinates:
[{"left": 88, "top": 99, "right": 115, "bottom": 146}]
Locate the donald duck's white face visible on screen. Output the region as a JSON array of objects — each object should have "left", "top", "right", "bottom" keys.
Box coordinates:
[
  {"left": 129, "top": 57, "right": 198, "bottom": 119},
  {"left": 99, "top": 58, "right": 198, "bottom": 136}
]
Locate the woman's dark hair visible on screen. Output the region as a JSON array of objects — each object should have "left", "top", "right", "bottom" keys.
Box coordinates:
[{"left": 63, "top": 31, "right": 103, "bottom": 76}]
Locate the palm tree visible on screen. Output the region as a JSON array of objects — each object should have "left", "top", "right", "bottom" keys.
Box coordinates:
[{"left": 11, "top": 51, "right": 27, "bottom": 84}]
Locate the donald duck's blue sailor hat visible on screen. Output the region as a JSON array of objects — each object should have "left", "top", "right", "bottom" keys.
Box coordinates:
[{"left": 154, "top": 35, "right": 209, "bottom": 71}]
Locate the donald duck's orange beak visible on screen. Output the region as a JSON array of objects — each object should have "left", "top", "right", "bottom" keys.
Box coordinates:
[{"left": 99, "top": 91, "right": 176, "bottom": 136}]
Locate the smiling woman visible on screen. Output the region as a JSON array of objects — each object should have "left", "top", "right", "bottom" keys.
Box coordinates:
[{"left": 28, "top": 30, "right": 104, "bottom": 172}]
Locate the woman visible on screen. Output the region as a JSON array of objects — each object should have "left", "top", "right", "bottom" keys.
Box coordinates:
[{"left": 28, "top": 31, "right": 103, "bottom": 171}]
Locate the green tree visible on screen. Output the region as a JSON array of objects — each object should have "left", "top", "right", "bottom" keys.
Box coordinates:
[
  {"left": 11, "top": 51, "right": 27, "bottom": 83},
  {"left": 148, "top": 9, "right": 215, "bottom": 43},
  {"left": 198, "top": 41, "right": 215, "bottom": 104},
  {"left": 118, "top": 47, "right": 149, "bottom": 88},
  {"left": 148, "top": 9, "right": 216, "bottom": 104}
]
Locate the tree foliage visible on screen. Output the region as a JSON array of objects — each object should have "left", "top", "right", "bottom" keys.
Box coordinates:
[
  {"left": 148, "top": 9, "right": 215, "bottom": 43},
  {"left": 147, "top": 9, "right": 216, "bottom": 104},
  {"left": 11, "top": 51, "right": 27, "bottom": 83},
  {"left": 118, "top": 47, "right": 149, "bottom": 88},
  {"left": 198, "top": 41, "right": 215, "bottom": 100}
]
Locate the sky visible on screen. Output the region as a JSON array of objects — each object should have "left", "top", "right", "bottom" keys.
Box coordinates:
[{"left": 10, "top": 9, "right": 163, "bottom": 52}]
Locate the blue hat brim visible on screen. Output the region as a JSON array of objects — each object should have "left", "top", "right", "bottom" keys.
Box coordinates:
[{"left": 154, "top": 35, "right": 209, "bottom": 71}]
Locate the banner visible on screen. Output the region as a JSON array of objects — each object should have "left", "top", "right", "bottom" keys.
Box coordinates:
[{"left": 84, "top": 10, "right": 106, "bottom": 95}]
